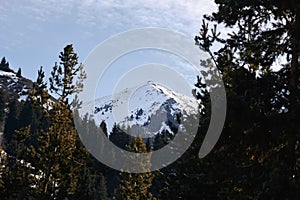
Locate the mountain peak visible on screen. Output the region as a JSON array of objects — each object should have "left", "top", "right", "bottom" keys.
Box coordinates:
[
  {"left": 147, "top": 80, "right": 156, "bottom": 85},
  {"left": 81, "top": 82, "right": 200, "bottom": 136}
]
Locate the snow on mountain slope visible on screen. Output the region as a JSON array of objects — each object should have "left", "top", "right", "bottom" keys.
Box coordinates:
[
  {"left": 0, "top": 71, "right": 17, "bottom": 79},
  {"left": 80, "top": 81, "right": 200, "bottom": 136},
  {"left": 0, "top": 69, "right": 32, "bottom": 102}
]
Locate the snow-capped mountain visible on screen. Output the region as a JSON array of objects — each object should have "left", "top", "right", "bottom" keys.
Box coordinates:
[
  {"left": 81, "top": 81, "right": 200, "bottom": 136},
  {"left": 0, "top": 70, "right": 32, "bottom": 102}
]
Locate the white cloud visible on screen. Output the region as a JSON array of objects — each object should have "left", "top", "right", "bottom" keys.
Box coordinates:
[
  {"left": 75, "top": 0, "right": 217, "bottom": 35},
  {"left": 0, "top": 0, "right": 218, "bottom": 82},
  {"left": 1, "top": 0, "right": 217, "bottom": 39}
]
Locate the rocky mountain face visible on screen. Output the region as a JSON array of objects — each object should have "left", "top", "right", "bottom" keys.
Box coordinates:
[{"left": 81, "top": 81, "right": 200, "bottom": 136}]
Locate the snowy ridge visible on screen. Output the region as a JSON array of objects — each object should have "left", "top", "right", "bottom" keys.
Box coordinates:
[
  {"left": 80, "top": 81, "right": 200, "bottom": 135},
  {"left": 0, "top": 69, "right": 32, "bottom": 102},
  {"left": 0, "top": 71, "right": 17, "bottom": 79}
]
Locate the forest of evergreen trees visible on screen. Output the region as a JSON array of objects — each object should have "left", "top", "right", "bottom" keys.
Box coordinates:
[{"left": 1, "top": 0, "right": 300, "bottom": 199}]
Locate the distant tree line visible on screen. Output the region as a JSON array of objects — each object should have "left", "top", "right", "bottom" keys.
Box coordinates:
[{"left": 0, "top": 57, "right": 22, "bottom": 77}]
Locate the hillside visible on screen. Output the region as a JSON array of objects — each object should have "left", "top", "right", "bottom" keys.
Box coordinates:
[
  {"left": 0, "top": 70, "right": 33, "bottom": 102},
  {"left": 80, "top": 81, "right": 200, "bottom": 137}
]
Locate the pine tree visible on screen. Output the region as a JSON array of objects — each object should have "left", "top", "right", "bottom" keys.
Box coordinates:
[
  {"left": 4, "top": 126, "right": 35, "bottom": 199},
  {"left": 100, "top": 120, "right": 108, "bottom": 138},
  {"left": 0, "top": 45, "right": 93, "bottom": 198},
  {"left": 99, "top": 173, "right": 110, "bottom": 200},
  {"left": 0, "top": 57, "right": 9, "bottom": 71},
  {"left": 118, "top": 136, "right": 156, "bottom": 200},
  {"left": 153, "top": 129, "right": 174, "bottom": 151},
  {"left": 0, "top": 88, "right": 6, "bottom": 134},
  {"left": 16, "top": 67, "right": 21, "bottom": 77},
  {"left": 19, "top": 100, "right": 33, "bottom": 129},
  {"left": 27, "top": 66, "right": 51, "bottom": 149},
  {"left": 49, "top": 44, "right": 86, "bottom": 104},
  {"left": 189, "top": 1, "right": 300, "bottom": 198},
  {"left": 2, "top": 45, "right": 89, "bottom": 199},
  {"left": 29, "top": 66, "right": 50, "bottom": 106},
  {"left": 27, "top": 44, "right": 87, "bottom": 199},
  {"left": 3, "top": 98, "right": 21, "bottom": 148},
  {"left": 109, "top": 123, "right": 131, "bottom": 150},
  {"left": 0, "top": 147, "right": 9, "bottom": 196},
  {"left": 28, "top": 103, "right": 82, "bottom": 198}
]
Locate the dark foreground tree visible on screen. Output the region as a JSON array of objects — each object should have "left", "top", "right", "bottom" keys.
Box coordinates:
[
  {"left": 186, "top": 0, "right": 300, "bottom": 199},
  {"left": 30, "top": 44, "right": 87, "bottom": 198},
  {"left": 1, "top": 45, "right": 91, "bottom": 199},
  {"left": 118, "top": 136, "right": 156, "bottom": 200}
]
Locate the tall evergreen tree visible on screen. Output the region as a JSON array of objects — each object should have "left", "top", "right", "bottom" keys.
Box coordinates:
[
  {"left": 188, "top": 0, "right": 300, "bottom": 198},
  {"left": 4, "top": 44, "right": 89, "bottom": 199},
  {"left": 100, "top": 120, "right": 108, "bottom": 138},
  {"left": 195, "top": 0, "right": 300, "bottom": 157},
  {"left": 0, "top": 88, "right": 6, "bottom": 134},
  {"left": 30, "top": 44, "right": 87, "bottom": 198},
  {"left": 3, "top": 98, "right": 21, "bottom": 148},
  {"left": 49, "top": 44, "right": 86, "bottom": 104},
  {"left": 118, "top": 136, "right": 156, "bottom": 200},
  {"left": 99, "top": 173, "right": 110, "bottom": 200}
]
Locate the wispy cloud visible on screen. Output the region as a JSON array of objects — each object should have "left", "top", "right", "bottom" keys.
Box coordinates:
[
  {"left": 1, "top": 0, "right": 217, "bottom": 45},
  {"left": 0, "top": 0, "right": 217, "bottom": 81},
  {"left": 74, "top": 0, "right": 217, "bottom": 35}
]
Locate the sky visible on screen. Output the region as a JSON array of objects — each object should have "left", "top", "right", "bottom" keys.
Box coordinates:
[{"left": 0, "top": 0, "right": 217, "bottom": 97}]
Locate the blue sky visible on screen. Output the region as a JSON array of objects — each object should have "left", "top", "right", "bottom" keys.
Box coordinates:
[{"left": 0, "top": 0, "right": 217, "bottom": 97}]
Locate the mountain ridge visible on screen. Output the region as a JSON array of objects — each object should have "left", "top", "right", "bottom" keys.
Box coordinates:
[
  {"left": 0, "top": 70, "right": 33, "bottom": 102},
  {"left": 80, "top": 81, "right": 200, "bottom": 136}
]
